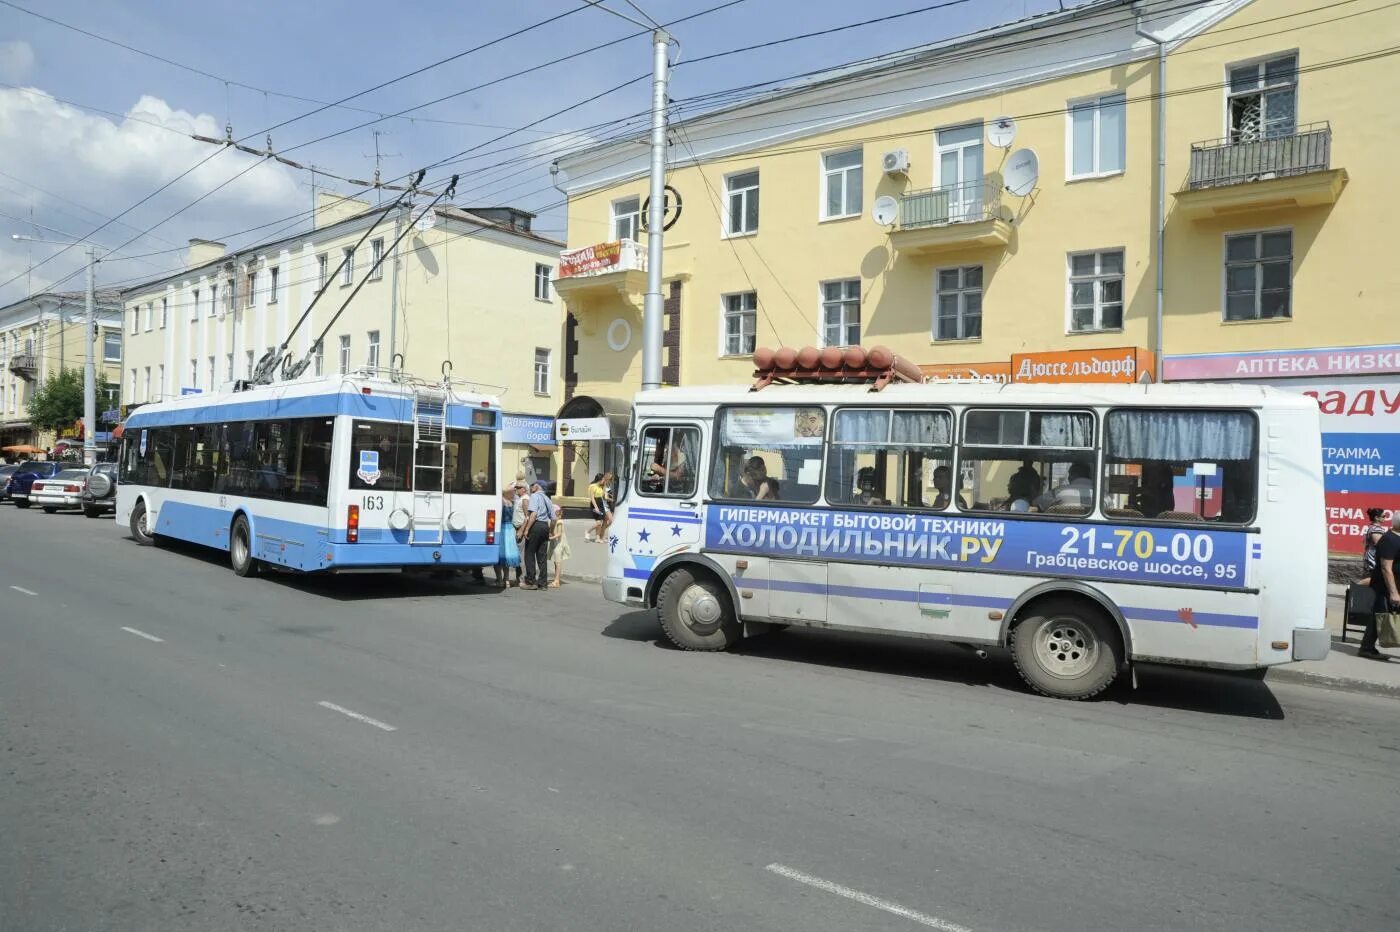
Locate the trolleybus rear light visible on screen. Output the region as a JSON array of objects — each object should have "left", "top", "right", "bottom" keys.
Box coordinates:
[
  {"left": 486, "top": 509, "right": 496, "bottom": 545},
  {"left": 347, "top": 504, "right": 360, "bottom": 543}
]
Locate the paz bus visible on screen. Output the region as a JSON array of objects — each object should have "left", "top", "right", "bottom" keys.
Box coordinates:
[
  {"left": 601, "top": 349, "right": 1330, "bottom": 700},
  {"left": 116, "top": 371, "right": 502, "bottom": 577}
]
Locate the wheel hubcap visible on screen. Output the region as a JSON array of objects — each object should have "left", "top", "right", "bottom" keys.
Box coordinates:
[
  {"left": 138, "top": 511, "right": 149, "bottom": 535},
  {"left": 233, "top": 531, "right": 247, "bottom": 565},
  {"left": 1034, "top": 617, "right": 1096, "bottom": 678},
  {"left": 677, "top": 584, "right": 722, "bottom": 635}
]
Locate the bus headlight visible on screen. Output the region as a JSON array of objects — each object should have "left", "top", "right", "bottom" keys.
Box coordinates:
[
  {"left": 446, "top": 511, "right": 467, "bottom": 532},
  {"left": 388, "top": 508, "right": 411, "bottom": 531}
]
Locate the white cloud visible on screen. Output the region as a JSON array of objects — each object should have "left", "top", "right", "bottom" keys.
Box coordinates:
[
  {"left": 0, "top": 86, "right": 304, "bottom": 304},
  {"left": 0, "top": 40, "right": 34, "bottom": 83}
]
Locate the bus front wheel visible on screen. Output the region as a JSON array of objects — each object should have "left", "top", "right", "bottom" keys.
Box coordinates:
[
  {"left": 129, "top": 500, "right": 154, "bottom": 546},
  {"left": 230, "top": 515, "right": 259, "bottom": 578},
  {"left": 656, "top": 567, "right": 739, "bottom": 651},
  {"left": 1011, "top": 598, "right": 1121, "bottom": 700}
]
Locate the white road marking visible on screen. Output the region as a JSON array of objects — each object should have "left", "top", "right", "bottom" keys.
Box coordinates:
[
  {"left": 9, "top": 585, "right": 37, "bottom": 596},
  {"left": 317, "top": 701, "right": 397, "bottom": 732},
  {"left": 120, "top": 626, "right": 165, "bottom": 643},
  {"left": 765, "top": 863, "right": 974, "bottom": 932}
]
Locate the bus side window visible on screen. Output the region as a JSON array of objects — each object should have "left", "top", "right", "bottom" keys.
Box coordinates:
[
  {"left": 709, "top": 406, "right": 824, "bottom": 504},
  {"left": 825, "top": 408, "right": 953, "bottom": 510},
  {"left": 959, "top": 409, "right": 1096, "bottom": 516},
  {"left": 1101, "top": 409, "right": 1257, "bottom": 523},
  {"left": 638, "top": 425, "right": 699, "bottom": 498}
]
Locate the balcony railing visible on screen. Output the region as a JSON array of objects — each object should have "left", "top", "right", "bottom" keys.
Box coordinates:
[
  {"left": 7, "top": 353, "right": 36, "bottom": 380},
  {"left": 898, "top": 179, "right": 1002, "bottom": 230},
  {"left": 556, "top": 237, "right": 646, "bottom": 279},
  {"left": 1187, "top": 122, "right": 1331, "bottom": 190}
]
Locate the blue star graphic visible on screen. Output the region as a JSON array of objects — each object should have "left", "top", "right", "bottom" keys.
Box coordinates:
[
  {"left": 671, "top": 524, "right": 682, "bottom": 536},
  {"left": 637, "top": 528, "right": 651, "bottom": 543}
]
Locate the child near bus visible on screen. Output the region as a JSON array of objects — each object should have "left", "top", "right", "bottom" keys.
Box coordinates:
[{"left": 549, "top": 501, "right": 572, "bottom": 588}]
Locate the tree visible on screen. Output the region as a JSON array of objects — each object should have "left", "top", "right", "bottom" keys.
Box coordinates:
[{"left": 27, "top": 367, "right": 112, "bottom": 431}]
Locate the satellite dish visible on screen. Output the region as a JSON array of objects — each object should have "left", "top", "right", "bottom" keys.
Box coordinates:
[
  {"left": 414, "top": 203, "right": 436, "bottom": 232},
  {"left": 1004, "top": 148, "right": 1040, "bottom": 196},
  {"left": 988, "top": 116, "right": 1017, "bottom": 149},
  {"left": 871, "top": 195, "right": 899, "bottom": 227}
]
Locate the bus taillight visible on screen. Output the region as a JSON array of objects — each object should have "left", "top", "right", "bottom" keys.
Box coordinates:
[
  {"left": 347, "top": 504, "right": 360, "bottom": 543},
  {"left": 486, "top": 509, "right": 496, "bottom": 545}
]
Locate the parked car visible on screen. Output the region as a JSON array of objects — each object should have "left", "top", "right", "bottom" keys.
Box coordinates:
[
  {"left": 0, "top": 464, "right": 21, "bottom": 502},
  {"left": 31, "top": 468, "right": 92, "bottom": 513},
  {"left": 81, "top": 462, "right": 118, "bottom": 517},
  {"left": 7, "top": 461, "right": 61, "bottom": 508}
]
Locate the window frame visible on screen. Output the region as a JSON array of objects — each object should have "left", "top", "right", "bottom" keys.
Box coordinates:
[
  {"left": 820, "top": 147, "right": 863, "bottom": 221},
  {"left": 1224, "top": 51, "right": 1298, "bottom": 142},
  {"left": 102, "top": 330, "right": 122, "bottom": 363},
  {"left": 190, "top": 287, "right": 200, "bottom": 322},
  {"left": 1222, "top": 228, "right": 1292, "bottom": 322},
  {"left": 1100, "top": 406, "right": 1260, "bottom": 526},
  {"left": 246, "top": 270, "right": 257, "bottom": 308},
  {"left": 367, "top": 329, "right": 380, "bottom": 369},
  {"left": 611, "top": 195, "right": 642, "bottom": 241},
  {"left": 369, "top": 238, "right": 384, "bottom": 281},
  {"left": 637, "top": 422, "right": 704, "bottom": 500},
  {"left": 534, "top": 263, "right": 552, "bottom": 302},
  {"left": 956, "top": 406, "right": 1099, "bottom": 517},
  {"left": 533, "top": 347, "right": 551, "bottom": 396},
  {"left": 723, "top": 168, "right": 760, "bottom": 238},
  {"left": 129, "top": 305, "right": 139, "bottom": 335},
  {"left": 317, "top": 254, "right": 328, "bottom": 289},
  {"left": 268, "top": 266, "right": 279, "bottom": 303},
  {"left": 142, "top": 302, "right": 153, "bottom": 332},
  {"left": 719, "top": 290, "right": 757, "bottom": 358},
  {"left": 707, "top": 404, "right": 827, "bottom": 506},
  {"left": 160, "top": 297, "right": 169, "bottom": 328},
  {"left": 338, "top": 335, "right": 351, "bottom": 374},
  {"left": 825, "top": 405, "right": 956, "bottom": 513},
  {"left": 933, "top": 265, "right": 984, "bottom": 342},
  {"left": 819, "top": 278, "right": 861, "bottom": 348},
  {"left": 340, "top": 247, "right": 354, "bottom": 286},
  {"left": 1066, "top": 248, "right": 1126, "bottom": 334},
  {"left": 1066, "top": 91, "right": 1127, "bottom": 180},
  {"left": 209, "top": 283, "right": 219, "bottom": 318}
]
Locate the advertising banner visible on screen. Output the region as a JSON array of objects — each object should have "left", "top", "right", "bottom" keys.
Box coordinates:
[
  {"left": 920, "top": 361, "right": 1011, "bottom": 383},
  {"left": 1010, "top": 347, "right": 1155, "bottom": 384},
  {"left": 556, "top": 417, "right": 611, "bottom": 441},
  {"left": 705, "top": 503, "right": 1251, "bottom": 591},
  {"left": 501, "top": 413, "right": 555, "bottom": 445},
  {"left": 1164, "top": 344, "right": 1400, "bottom": 381},
  {"left": 558, "top": 241, "right": 622, "bottom": 277}
]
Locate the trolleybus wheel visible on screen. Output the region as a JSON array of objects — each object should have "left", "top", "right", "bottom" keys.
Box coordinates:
[
  {"left": 230, "top": 514, "right": 259, "bottom": 578},
  {"left": 656, "top": 567, "right": 740, "bottom": 652},
  {"left": 1011, "top": 597, "right": 1120, "bottom": 700},
  {"left": 129, "top": 500, "right": 154, "bottom": 546}
]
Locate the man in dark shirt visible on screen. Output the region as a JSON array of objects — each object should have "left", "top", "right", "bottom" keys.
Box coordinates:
[{"left": 1360, "top": 513, "right": 1400, "bottom": 658}]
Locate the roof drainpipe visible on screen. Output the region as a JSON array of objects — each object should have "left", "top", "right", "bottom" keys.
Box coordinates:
[{"left": 1135, "top": 5, "right": 1167, "bottom": 383}]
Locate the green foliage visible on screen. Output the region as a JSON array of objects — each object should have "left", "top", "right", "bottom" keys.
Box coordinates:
[{"left": 26, "top": 367, "right": 112, "bottom": 431}]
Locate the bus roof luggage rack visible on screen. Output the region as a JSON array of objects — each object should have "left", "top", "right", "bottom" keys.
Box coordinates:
[{"left": 751, "top": 345, "right": 926, "bottom": 392}]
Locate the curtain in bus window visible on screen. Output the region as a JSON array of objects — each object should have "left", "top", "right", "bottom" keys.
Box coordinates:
[
  {"left": 1105, "top": 411, "right": 1253, "bottom": 461},
  {"left": 833, "top": 409, "right": 888, "bottom": 444},
  {"left": 891, "top": 410, "right": 952, "bottom": 445},
  {"left": 1033, "top": 412, "right": 1094, "bottom": 448}
]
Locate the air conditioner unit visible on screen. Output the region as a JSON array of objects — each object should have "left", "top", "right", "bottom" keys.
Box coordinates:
[{"left": 883, "top": 149, "right": 911, "bottom": 175}]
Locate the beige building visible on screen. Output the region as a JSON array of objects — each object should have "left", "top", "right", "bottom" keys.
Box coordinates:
[
  {"left": 0, "top": 290, "right": 123, "bottom": 455},
  {"left": 119, "top": 194, "right": 566, "bottom": 485}
]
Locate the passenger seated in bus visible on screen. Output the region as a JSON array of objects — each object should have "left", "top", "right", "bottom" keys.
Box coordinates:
[
  {"left": 854, "top": 466, "right": 882, "bottom": 505},
  {"left": 1006, "top": 468, "right": 1039, "bottom": 513},
  {"left": 932, "top": 465, "right": 952, "bottom": 509},
  {"left": 1051, "top": 461, "right": 1094, "bottom": 510},
  {"left": 738, "top": 456, "right": 769, "bottom": 498}
]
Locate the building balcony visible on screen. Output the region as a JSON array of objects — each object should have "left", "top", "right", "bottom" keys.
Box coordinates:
[
  {"left": 1175, "top": 122, "right": 1347, "bottom": 221},
  {"left": 888, "top": 180, "right": 1012, "bottom": 256},
  {"left": 552, "top": 238, "right": 647, "bottom": 310},
  {"left": 7, "top": 353, "right": 37, "bottom": 381}
]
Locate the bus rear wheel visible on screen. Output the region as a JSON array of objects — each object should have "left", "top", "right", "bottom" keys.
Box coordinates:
[
  {"left": 129, "top": 500, "right": 154, "bottom": 546},
  {"left": 1011, "top": 598, "right": 1121, "bottom": 700},
  {"left": 230, "top": 515, "right": 259, "bottom": 578},
  {"left": 656, "top": 567, "right": 740, "bottom": 651}
]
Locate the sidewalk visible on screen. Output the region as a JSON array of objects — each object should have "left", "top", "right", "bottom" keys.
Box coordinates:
[{"left": 558, "top": 518, "right": 1400, "bottom": 698}]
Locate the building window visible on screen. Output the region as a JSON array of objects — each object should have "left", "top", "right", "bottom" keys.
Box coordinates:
[
  {"left": 1069, "top": 93, "right": 1125, "bottom": 178},
  {"left": 370, "top": 238, "right": 384, "bottom": 280},
  {"left": 725, "top": 169, "right": 759, "bottom": 236},
  {"left": 721, "top": 291, "right": 757, "bottom": 357},
  {"left": 341, "top": 247, "right": 354, "bottom": 285},
  {"left": 1225, "top": 230, "right": 1292, "bottom": 321},
  {"left": 317, "top": 253, "right": 328, "bottom": 288},
  {"left": 245, "top": 350, "right": 255, "bottom": 378},
  {"left": 190, "top": 358, "right": 198, "bottom": 389},
  {"left": 142, "top": 302, "right": 153, "bottom": 332},
  {"left": 314, "top": 342, "right": 324, "bottom": 376},
  {"left": 612, "top": 196, "right": 641, "bottom": 241},
  {"left": 1067, "top": 250, "right": 1124, "bottom": 332},
  {"left": 143, "top": 366, "right": 151, "bottom": 402},
  {"left": 821, "top": 148, "right": 863, "bottom": 219},
  {"left": 225, "top": 277, "right": 235, "bottom": 315},
  {"left": 367, "top": 330, "right": 380, "bottom": 369},
  {"left": 157, "top": 364, "right": 165, "bottom": 399},
  {"left": 268, "top": 266, "right": 279, "bottom": 302},
  {"left": 934, "top": 266, "right": 983, "bottom": 341},
  {"left": 820, "top": 279, "right": 861, "bottom": 348},
  {"left": 246, "top": 270, "right": 257, "bottom": 308},
  {"left": 223, "top": 353, "right": 233, "bottom": 381},
  {"left": 130, "top": 306, "right": 138, "bottom": 335},
  {"left": 209, "top": 283, "right": 218, "bottom": 318},
  {"left": 191, "top": 287, "right": 200, "bottom": 321},
  {"left": 102, "top": 330, "right": 121, "bottom": 363},
  {"left": 533, "top": 348, "right": 550, "bottom": 396},
  {"left": 1228, "top": 54, "right": 1297, "bottom": 141},
  {"left": 534, "top": 263, "right": 552, "bottom": 301},
  {"left": 207, "top": 356, "right": 215, "bottom": 388},
  {"left": 160, "top": 297, "right": 168, "bottom": 328},
  {"left": 338, "top": 335, "right": 350, "bottom": 374}
]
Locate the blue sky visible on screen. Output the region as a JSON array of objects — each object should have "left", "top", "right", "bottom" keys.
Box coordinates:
[{"left": 0, "top": 0, "right": 1076, "bottom": 302}]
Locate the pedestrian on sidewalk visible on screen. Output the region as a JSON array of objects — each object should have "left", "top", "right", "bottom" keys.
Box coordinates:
[
  {"left": 1361, "top": 507, "right": 1387, "bottom": 580},
  {"left": 549, "top": 503, "right": 571, "bottom": 588},
  {"left": 520, "top": 480, "right": 553, "bottom": 590},
  {"left": 1359, "top": 511, "right": 1400, "bottom": 658},
  {"left": 586, "top": 472, "right": 607, "bottom": 543},
  {"left": 494, "top": 486, "right": 522, "bottom": 588}
]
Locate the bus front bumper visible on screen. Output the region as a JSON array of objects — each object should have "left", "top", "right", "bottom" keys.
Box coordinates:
[
  {"left": 603, "top": 575, "right": 640, "bottom": 606},
  {"left": 1292, "top": 627, "right": 1331, "bottom": 662}
]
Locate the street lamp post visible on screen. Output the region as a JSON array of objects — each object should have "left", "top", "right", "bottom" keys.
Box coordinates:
[{"left": 12, "top": 235, "right": 104, "bottom": 464}]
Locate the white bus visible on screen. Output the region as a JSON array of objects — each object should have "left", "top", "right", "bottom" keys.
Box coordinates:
[
  {"left": 602, "top": 376, "right": 1330, "bottom": 699},
  {"left": 116, "top": 372, "right": 502, "bottom": 577}
]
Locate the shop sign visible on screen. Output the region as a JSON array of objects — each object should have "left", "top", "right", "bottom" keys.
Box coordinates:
[
  {"left": 502, "top": 413, "right": 555, "bottom": 445},
  {"left": 556, "top": 417, "right": 611, "bottom": 441},
  {"left": 1259, "top": 376, "right": 1400, "bottom": 554},
  {"left": 920, "top": 361, "right": 1011, "bottom": 383},
  {"left": 1164, "top": 344, "right": 1400, "bottom": 381},
  {"left": 558, "top": 241, "right": 622, "bottom": 278},
  {"left": 1010, "top": 347, "right": 1154, "bottom": 384}
]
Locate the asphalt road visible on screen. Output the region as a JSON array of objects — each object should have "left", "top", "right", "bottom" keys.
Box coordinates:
[{"left": 2, "top": 504, "right": 1397, "bottom": 932}]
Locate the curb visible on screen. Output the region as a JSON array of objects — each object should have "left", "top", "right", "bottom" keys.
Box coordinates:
[
  {"left": 563, "top": 572, "right": 602, "bottom": 585},
  {"left": 1266, "top": 665, "right": 1400, "bottom": 699}
]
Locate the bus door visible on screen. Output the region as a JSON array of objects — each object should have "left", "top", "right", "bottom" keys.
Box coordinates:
[{"left": 625, "top": 421, "right": 706, "bottom": 583}]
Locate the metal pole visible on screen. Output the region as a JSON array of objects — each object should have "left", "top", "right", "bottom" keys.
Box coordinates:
[
  {"left": 1135, "top": 8, "right": 1167, "bottom": 382},
  {"left": 388, "top": 206, "right": 403, "bottom": 374},
  {"left": 640, "top": 29, "right": 671, "bottom": 393},
  {"left": 83, "top": 246, "right": 96, "bottom": 466}
]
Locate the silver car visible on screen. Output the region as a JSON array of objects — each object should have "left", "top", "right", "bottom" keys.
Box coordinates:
[{"left": 30, "top": 468, "right": 92, "bottom": 513}]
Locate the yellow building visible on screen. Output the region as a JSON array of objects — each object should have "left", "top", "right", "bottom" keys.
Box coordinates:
[
  {"left": 119, "top": 194, "right": 566, "bottom": 485},
  {"left": 0, "top": 290, "right": 124, "bottom": 455},
  {"left": 551, "top": 0, "right": 1398, "bottom": 549}
]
